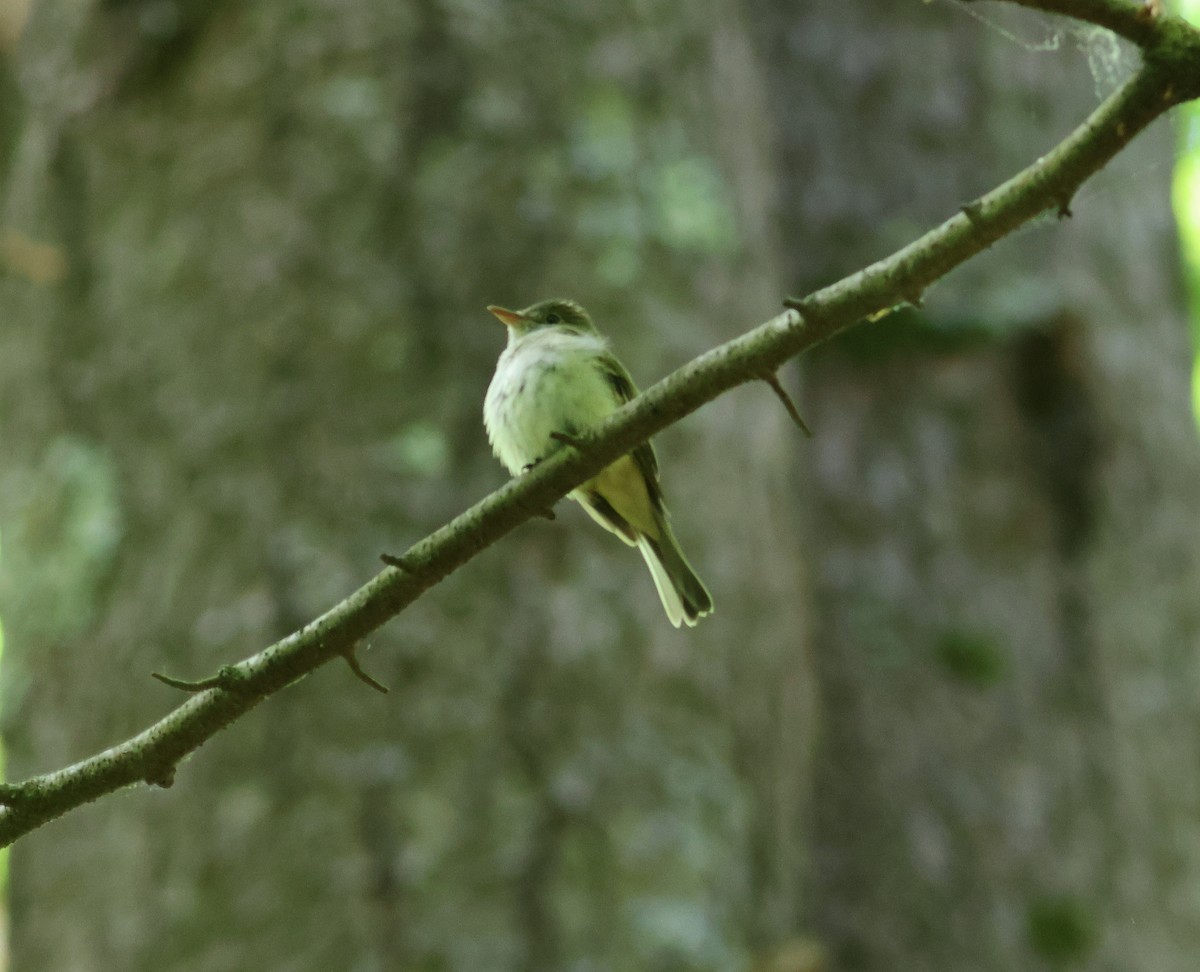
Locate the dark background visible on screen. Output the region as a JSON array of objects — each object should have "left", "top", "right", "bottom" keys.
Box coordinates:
[{"left": 2, "top": 1, "right": 1199, "bottom": 970}]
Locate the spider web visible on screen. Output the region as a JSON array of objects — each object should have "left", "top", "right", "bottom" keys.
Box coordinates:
[
  {"left": 935, "top": 0, "right": 1200, "bottom": 420},
  {"left": 933, "top": 0, "right": 1140, "bottom": 98}
]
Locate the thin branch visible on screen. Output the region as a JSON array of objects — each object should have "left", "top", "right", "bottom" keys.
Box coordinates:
[
  {"left": 759, "top": 371, "right": 812, "bottom": 437},
  {"left": 341, "top": 645, "right": 390, "bottom": 695},
  {"left": 1, "top": 0, "right": 1196, "bottom": 847},
  {"left": 150, "top": 666, "right": 246, "bottom": 693}
]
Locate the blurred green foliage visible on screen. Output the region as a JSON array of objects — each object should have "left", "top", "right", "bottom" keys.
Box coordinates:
[
  {"left": 5, "top": 2, "right": 1196, "bottom": 970},
  {"left": 0, "top": 436, "right": 122, "bottom": 646},
  {"left": 933, "top": 628, "right": 1008, "bottom": 688},
  {"left": 826, "top": 306, "right": 1006, "bottom": 362},
  {"left": 1176, "top": 0, "right": 1200, "bottom": 426},
  {"left": 570, "top": 86, "right": 739, "bottom": 287},
  {"left": 1026, "top": 895, "right": 1095, "bottom": 966},
  {"left": 375, "top": 421, "right": 452, "bottom": 478}
]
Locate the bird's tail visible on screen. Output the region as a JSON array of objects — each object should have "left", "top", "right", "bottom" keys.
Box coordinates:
[{"left": 638, "top": 525, "right": 713, "bottom": 629}]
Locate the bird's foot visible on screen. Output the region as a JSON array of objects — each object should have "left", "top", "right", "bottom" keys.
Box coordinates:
[{"left": 550, "top": 430, "right": 588, "bottom": 450}]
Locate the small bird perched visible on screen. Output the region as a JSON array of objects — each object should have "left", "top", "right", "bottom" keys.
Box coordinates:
[{"left": 483, "top": 299, "right": 713, "bottom": 628}]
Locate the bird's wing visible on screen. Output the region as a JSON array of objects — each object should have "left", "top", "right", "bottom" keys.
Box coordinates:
[{"left": 597, "top": 350, "right": 664, "bottom": 508}]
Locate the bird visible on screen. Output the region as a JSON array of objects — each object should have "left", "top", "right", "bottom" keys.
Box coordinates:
[{"left": 483, "top": 298, "right": 713, "bottom": 627}]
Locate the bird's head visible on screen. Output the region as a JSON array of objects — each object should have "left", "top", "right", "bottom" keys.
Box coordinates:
[{"left": 486, "top": 299, "right": 596, "bottom": 337}]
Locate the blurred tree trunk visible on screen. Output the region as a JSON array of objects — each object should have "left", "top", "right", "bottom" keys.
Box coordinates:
[
  {"left": 3, "top": 1, "right": 1197, "bottom": 971},
  {"left": 755, "top": 3, "right": 1200, "bottom": 970},
  {"left": 0, "top": 1, "right": 807, "bottom": 970}
]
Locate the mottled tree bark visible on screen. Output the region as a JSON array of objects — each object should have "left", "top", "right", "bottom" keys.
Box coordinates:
[
  {"left": 0, "top": 1, "right": 806, "bottom": 970},
  {"left": 757, "top": 4, "right": 1200, "bottom": 969}
]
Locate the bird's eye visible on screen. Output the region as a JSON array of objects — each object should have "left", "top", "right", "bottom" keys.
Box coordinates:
[{"left": 545, "top": 313, "right": 561, "bottom": 324}]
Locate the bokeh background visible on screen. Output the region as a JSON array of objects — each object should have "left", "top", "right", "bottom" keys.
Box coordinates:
[{"left": 2, "top": 1, "right": 1200, "bottom": 970}]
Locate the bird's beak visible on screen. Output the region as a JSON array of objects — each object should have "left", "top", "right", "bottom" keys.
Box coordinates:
[{"left": 487, "top": 305, "right": 525, "bottom": 328}]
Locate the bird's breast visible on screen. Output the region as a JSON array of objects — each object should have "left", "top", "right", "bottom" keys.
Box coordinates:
[{"left": 484, "top": 331, "right": 617, "bottom": 474}]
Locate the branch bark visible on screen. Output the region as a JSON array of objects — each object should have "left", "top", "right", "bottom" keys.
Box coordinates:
[{"left": 2, "top": 0, "right": 1197, "bottom": 847}]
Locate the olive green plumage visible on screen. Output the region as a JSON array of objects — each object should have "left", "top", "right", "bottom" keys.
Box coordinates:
[{"left": 483, "top": 299, "right": 712, "bottom": 627}]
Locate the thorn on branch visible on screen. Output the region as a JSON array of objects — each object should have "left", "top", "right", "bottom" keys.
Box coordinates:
[
  {"left": 145, "top": 764, "right": 176, "bottom": 789},
  {"left": 151, "top": 664, "right": 246, "bottom": 693},
  {"left": 759, "top": 371, "right": 812, "bottom": 437},
  {"left": 960, "top": 200, "right": 985, "bottom": 226},
  {"left": 782, "top": 297, "right": 827, "bottom": 333},
  {"left": 380, "top": 552, "right": 412, "bottom": 570},
  {"left": 536, "top": 508, "right": 556, "bottom": 521},
  {"left": 1057, "top": 195, "right": 1074, "bottom": 219},
  {"left": 342, "top": 644, "right": 390, "bottom": 694},
  {"left": 782, "top": 296, "right": 818, "bottom": 319},
  {"left": 904, "top": 292, "right": 926, "bottom": 310}
]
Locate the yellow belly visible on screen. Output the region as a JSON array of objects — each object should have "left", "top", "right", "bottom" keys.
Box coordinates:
[{"left": 574, "top": 454, "right": 660, "bottom": 541}]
